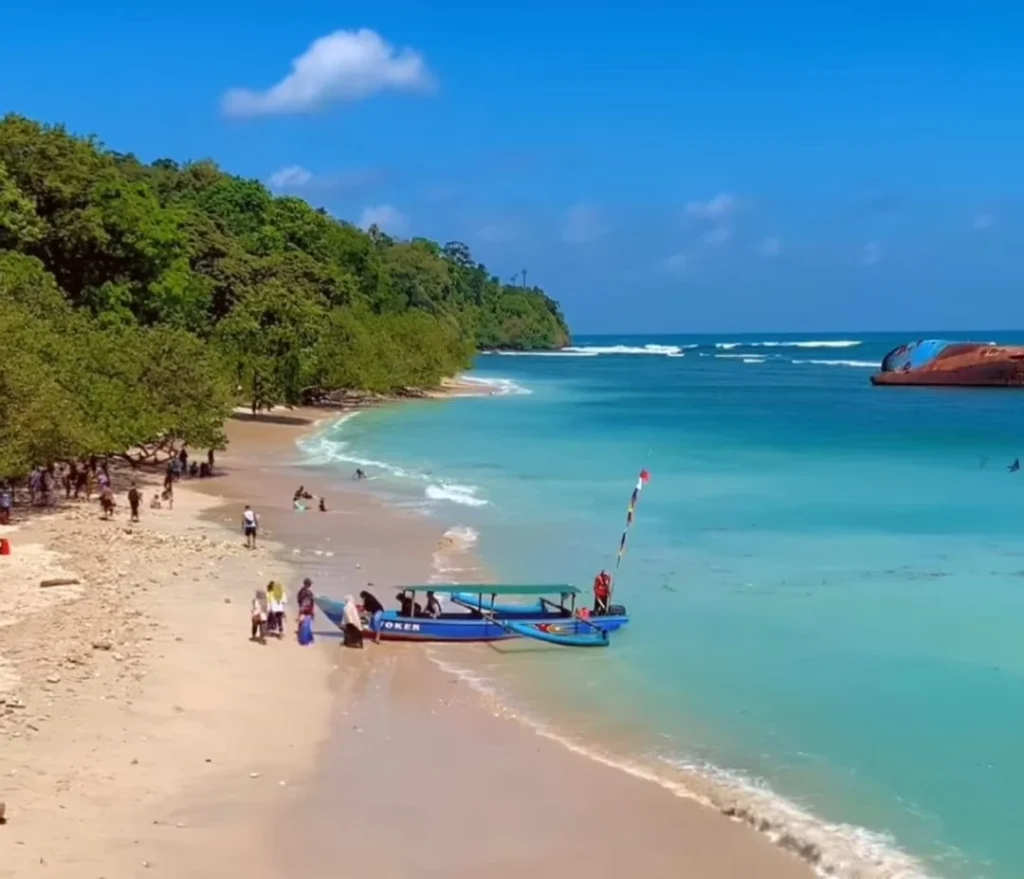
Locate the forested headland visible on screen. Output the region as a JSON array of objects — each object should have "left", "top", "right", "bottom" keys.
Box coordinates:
[{"left": 0, "top": 114, "right": 570, "bottom": 476}]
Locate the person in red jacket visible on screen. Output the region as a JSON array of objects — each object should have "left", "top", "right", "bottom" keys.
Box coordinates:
[{"left": 592, "top": 570, "right": 612, "bottom": 615}]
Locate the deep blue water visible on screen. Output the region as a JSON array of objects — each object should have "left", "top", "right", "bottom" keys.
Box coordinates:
[{"left": 304, "top": 332, "right": 1024, "bottom": 878}]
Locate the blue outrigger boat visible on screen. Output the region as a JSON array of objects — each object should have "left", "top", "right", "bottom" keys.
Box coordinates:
[{"left": 314, "top": 584, "right": 629, "bottom": 648}]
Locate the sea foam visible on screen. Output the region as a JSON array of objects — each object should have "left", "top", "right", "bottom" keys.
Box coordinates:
[{"left": 425, "top": 483, "right": 489, "bottom": 507}]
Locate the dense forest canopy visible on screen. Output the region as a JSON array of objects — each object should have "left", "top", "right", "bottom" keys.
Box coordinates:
[{"left": 0, "top": 114, "right": 570, "bottom": 476}]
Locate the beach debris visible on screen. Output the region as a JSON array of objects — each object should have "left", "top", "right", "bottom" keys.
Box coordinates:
[
  {"left": 249, "top": 772, "right": 260, "bottom": 779},
  {"left": 91, "top": 639, "right": 113, "bottom": 651},
  {"left": 223, "top": 597, "right": 232, "bottom": 604},
  {"left": 0, "top": 801, "right": 6, "bottom": 824},
  {"left": 39, "top": 577, "right": 80, "bottom": 589},
  {"left": 45, "top": 674, "right": 61, "bottom": 685}
]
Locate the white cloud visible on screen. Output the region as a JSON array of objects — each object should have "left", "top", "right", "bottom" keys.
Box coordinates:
[
  {"left": 561, "top": 203, "right": 604, "bottom": 243},
  {"left": 222, "top": 29, "right": 433, "bottom": 117},
  {"left": 358, "top": 204, "right": 408, "bottom": 236},
  {"left": 973, "top": 212, "right": 995, "bottom": 231},
  {"left": 757, "top": 236, "right": 783, "bottom": 257},
  {"left": 685, "top": 193, "right": 737, "bottom": 221},
  {"left": 701, "top": 226, "right": 732, "bottom": 247},
  {"left": 268, "top": 165, "right": 313, "bottom": 190},
  {"left": 862, "top": 241, "right": 883, "bottom": 266}
]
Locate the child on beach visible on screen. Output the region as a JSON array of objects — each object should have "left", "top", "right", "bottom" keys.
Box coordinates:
[{"left": 250, "top": 589, "right": 268, "bottom": 644}]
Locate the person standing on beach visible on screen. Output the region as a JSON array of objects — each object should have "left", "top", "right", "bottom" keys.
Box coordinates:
[
  {"left": 267, "top": 580, "right": 287, "bottom": 636},
  {"left": 250, "top": 589, "right": 268, "bottom": 644},
  {"left": 0, "top": 482, "right": 12, "bottom": 525},
  {"left": 242, "top": 505, "right": 259, "bottom": 549},
  {"left": 127, "top": 482, "right": 141, "bottom": 522}
]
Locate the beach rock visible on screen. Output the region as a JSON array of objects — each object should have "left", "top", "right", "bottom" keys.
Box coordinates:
[
  {"left": 0, "top": 801, "right": 6, "bottom": 824},
  {"left": 91, "top": 639, "right": 113, "bottom": 651},
  {"left": 45, "top": 674, "right": 60, "bottom": 685}
]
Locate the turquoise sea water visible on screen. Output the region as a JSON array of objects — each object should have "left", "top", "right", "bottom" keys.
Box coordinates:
[{"left": 304, "top": 332, "right": 1024, "bottom": 878}]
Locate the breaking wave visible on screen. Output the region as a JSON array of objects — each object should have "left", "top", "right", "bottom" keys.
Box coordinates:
[
  {"left": 425, "top": 483, "right": 489, "bottom": 507},
  {"left": 299, "top": 413, "right": 492, "bottom": 510},
  {"left": 791, "top": 359, "right": 878, "bottom": 369},
  {"left": 716, "top": 340, "right": 862, "bottom": 350},
  {"left": 455, "top": 374, "right": 531, "bottom": 395}
]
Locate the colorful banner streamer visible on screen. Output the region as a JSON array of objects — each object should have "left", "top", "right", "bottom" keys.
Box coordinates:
[{"left": 616, "top": 469, "right": 650, "bottom": 568}]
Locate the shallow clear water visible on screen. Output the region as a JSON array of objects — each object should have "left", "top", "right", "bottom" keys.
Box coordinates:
[{"left": 303, "top": 332, "right": 1024, "bottom": 878}]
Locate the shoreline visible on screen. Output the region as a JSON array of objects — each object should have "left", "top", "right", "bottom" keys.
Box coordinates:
[
  {"left": 3, "top": 395, "right": 816, "bottom": 879},
  {"left": 296, "top": 389, "right": 930, "bottom": 879}
]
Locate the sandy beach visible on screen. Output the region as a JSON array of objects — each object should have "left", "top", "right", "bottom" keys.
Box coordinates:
[{"left": 0, "top": 406, "right": 813, "bottom": 879}]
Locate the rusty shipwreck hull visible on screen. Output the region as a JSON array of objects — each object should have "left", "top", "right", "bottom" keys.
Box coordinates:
[{"left": 871, "top": 341, "right": 1024, "bottom": 387}]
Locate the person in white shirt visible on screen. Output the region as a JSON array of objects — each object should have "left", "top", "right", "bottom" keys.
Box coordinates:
[{"left": 242, "top": 505, "right": 259, "bottom": 549}]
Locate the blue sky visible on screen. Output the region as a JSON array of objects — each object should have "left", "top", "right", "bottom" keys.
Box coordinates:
[{"left": 4, "top": 1, "right": 1024, "bottom": 334}]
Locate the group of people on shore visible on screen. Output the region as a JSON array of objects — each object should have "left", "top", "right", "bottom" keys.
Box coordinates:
[
  {"left": 250, "top": 576, "right": 319, "bottom": 645},
  {"left": 0, "top": 448, "right": 218, "bottom": 526}
]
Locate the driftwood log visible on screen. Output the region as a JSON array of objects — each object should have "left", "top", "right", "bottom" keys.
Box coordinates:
[{"left": 39, "top": 578, "right": 81, "bottom": 589}]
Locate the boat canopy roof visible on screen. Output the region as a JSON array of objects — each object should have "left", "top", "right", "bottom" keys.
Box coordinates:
[{"left": 400, "top": 583, "right": 580, "bottom": 597}]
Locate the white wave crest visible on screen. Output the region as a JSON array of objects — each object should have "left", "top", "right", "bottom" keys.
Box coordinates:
[
  {"left": 561, "top": 344, "right": 691, "bottom": 357},
  {"left": 791, "top": 359, "right": 878, "bottom": 369},
  {"left": 715, "top": 353, "right": 765, "bottom": 360},
  {"left": 425, "top": 483, "right": 489, "bottom": 507},
  {"left": 494, "top": 350, "right": 600, "bottom": 357},
  {"left": 716, "top": 340, "right": 862, "bottom": 349},
  {"left": 456, "top": 375, "right": 532, "bottom": 395}
]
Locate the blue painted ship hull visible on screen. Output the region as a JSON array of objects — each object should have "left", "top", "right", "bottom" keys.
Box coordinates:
[{"left": 313, "top": 595, "right": 629, "bottom": 643}]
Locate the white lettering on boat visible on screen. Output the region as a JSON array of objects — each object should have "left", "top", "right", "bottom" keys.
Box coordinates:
[{"left": 382, "top": 622, "right": 421, "bottom": 632}]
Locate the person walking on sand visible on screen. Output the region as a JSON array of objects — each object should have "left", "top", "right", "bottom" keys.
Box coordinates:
[
  {"left": 127, "top": 482, "right": 141, "bottom": 522},
  {"left": 250, "top": 588, "right": 268, "bottom": 644},
  {"left": 242, "top": 505, "right": 259, "bottom": 549}
]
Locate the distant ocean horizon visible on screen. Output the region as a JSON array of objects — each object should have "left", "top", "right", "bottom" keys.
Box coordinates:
[{"left": 302, "top": 331, "right": 1024, "bottom": 879}]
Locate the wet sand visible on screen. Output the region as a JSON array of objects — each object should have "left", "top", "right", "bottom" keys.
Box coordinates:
[{"left": 1, "top": 406, "right": 813, "bottom": 878}]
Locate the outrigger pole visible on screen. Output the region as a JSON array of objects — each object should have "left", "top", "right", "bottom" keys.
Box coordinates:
[{"left": 613, "top": 469, "right": 651, "bottom": 599}]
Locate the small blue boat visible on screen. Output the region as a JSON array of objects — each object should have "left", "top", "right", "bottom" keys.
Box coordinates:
[{"left": 314, "top": 584, "right": 629, "bottom": 648}]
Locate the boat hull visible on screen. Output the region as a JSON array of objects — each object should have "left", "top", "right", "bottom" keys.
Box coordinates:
[
  {"left": 871, "top": 340, "right": 1024, "bottom": 387},
  {"left": 314, "top": 596, "right": 629, "bottom": 643}
]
